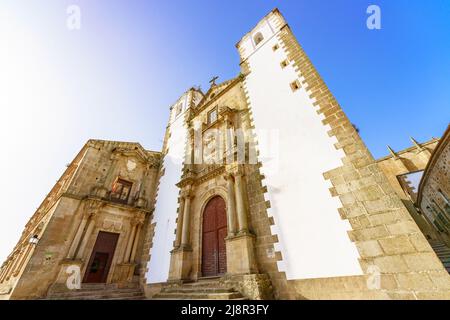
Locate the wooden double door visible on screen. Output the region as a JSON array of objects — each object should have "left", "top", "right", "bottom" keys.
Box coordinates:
[
  {"left": 83, "top": 231, "right": 119, "bottom": 283},
  {"left": 202, "top": 196, "right": 227, "bottom": 277}
]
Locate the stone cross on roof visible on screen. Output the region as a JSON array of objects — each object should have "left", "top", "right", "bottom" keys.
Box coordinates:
[{"left": 209, "top": 76, "right": 219, "bottom": 86}]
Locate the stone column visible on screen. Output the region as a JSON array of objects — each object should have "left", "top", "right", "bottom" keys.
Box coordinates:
[
  {"left": 234, "top": 172, "right": 248, "bottom": 233},
  {"left": 4, "top": 253, "right": 19, "bottom": 281},
  {"left": 0, "top": 260, "right": 13, "bottom": 282},
  {"left": 13, "top": 245, "right": 32, "bottom": 277},
  {"left": 225, "top": 174, "right": 237, "bottom": 236},
  {"left": 181, "top": 195, "right": 192, "bottom": 247},
  {"left": 188, "top": 129, "right": 195, "bottom": 165},
  {"left": 225, "top": 168, "right": 258, "bottom": 275},
  {"left": 10, "top": 249, "right": 25, "bottom": 277},
  {"left": 168, "top": 186, "right": 193, "bottom": 281},
  {"left": 0, "top": 265, "right": 7, "bottom": 282},
  {"left": 174, "top": 197, "right": 185, "bottom": 248},
  {"left": 224, "top": 114, "right": 236, "bottom": 164},
  {"left": 139, "top": 167, "right": 149, "bottom": 197},
  {"left": 124, "top": 223, "right": 137, "bottom": 263},
  {"left": 76, "top": 216, "right": 96, "bottom": 260},
  {"left": 66, "top": 214, "right": 89, "bottom": 259},
  {"left": 136, "top": 165, "right": 150, "bottom": 207},
  {"left": 130, "top": 223, "right": 142, "bottom": 263},
  {"left": 0, "top": 262, "right": 7, "bottom": 278}
]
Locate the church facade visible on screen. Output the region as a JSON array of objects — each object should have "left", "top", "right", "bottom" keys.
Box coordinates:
[{"left": 1, "top": 9, "right": 449, "bottom": 300}]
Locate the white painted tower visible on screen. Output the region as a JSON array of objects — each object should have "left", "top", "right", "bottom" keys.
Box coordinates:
[
  {"left": 237, "top": 9, "right": 362, "bottom": 280},
  {"left": 146, "top": 89, "right": 201, "bottom": 283}
]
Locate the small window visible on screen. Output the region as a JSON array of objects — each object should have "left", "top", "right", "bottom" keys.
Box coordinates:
[
  {"left": 111, "top": 178, "right": 133, "bottom": 204},
  {"left": 254, "top": 32, "right": 264, "bottom": 46},
  {"left": 280, "top": 59, "right": 289, "bottom": 69},
  {"left": 272, "top": 44, "right": 279, "bottom": 51},
  {"left": 175, "top": 103, "right": 182, "bottom": 116},
  {"left": 290, "top": 80, "right": 301, "bottom": 92},
  {"left": 207, "top": 108, "right": 218, "bottom": 124}
]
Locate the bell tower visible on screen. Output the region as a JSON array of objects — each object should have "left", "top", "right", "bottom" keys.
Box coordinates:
[
  {"left": 237, "top": 8, "right": 362, "bottom": 280},
  {"left": 146, "top": 88, "right": 202, "bottom": 283},
  {"left": 236, "top": 8, "right": 450, "bottom": 299}
]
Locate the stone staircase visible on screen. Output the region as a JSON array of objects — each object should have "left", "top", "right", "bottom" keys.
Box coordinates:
[
  {"left": 430, "top": 240, "right": 450, "bottom": 273},
  {"left": 153, "top": 278, "right": 247, "bottom": 300},
  {"left": 45, "top": 283, "right": 146, "bottom": 300}
]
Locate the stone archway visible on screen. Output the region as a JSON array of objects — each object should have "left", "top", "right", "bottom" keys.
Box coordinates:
[{"left": 201, "top": 196, "right": 227, "bottom": 277}]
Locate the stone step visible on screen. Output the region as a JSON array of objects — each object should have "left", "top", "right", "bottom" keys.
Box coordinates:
[
  {"left": 48, "top": 290, "right": 143, "bottom": 298},
  {"left": 432, "top": 246, "right": 450, "bottom": 250},
  {"left": 80, "top": 283, "right": 140, "bottom": 290},
  {"left": 51, "top": 295, "right": 146, "bottom": 300},
  {"left": 162, "top": 287, "right": 234, "bottom": 294},
  {"left": 433, "top": 249, "right": 450, "bottom": 254},
  {"left": 153, "top": 291, "right": 243, "bottom": 300},
  {"left": 79, "top": 284, "right": 118, "bottom": 290},
  {"left": 47, "top": 291, "right": 145, "bottom": 300},
  {"left": 47, "top": 288, "right": 143, "bottom": 298},
  {"left": 430, "top": 243, "right": 449, "bottom": 248},
  {"left": 152, "top": 297, "right": 248, "bottom": 301},
  {"left": 46, "top": 281, "right": 145, "bottom": 300},
  {"left": 99, "top": 296, "right": 146, "bottom": 300},
  {"left": 154, "top": 277, "right": 247, "bottom": 300},
  {"left": 47, "top": 281, "right": 141, "bottom": 296},
  {"left": 180, "top": 281, "right": 227, "bottom": 288},
  {"left": 433, "top": 251, "right": 450, "bottom": 255},
  {"left": 430, "top": 242, "right": 450, "bottom": 274}
]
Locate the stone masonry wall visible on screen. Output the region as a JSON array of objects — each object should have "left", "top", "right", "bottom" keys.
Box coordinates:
[{"left": 276, "top": 24, "right": 450, "bottom": 299}]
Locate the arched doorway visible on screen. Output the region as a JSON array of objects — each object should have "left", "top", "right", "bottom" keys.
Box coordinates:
[{"left": 202, "top": 196, "right": 227, "bottom": 277}]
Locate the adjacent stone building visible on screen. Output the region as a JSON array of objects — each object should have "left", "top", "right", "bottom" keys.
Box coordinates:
[
  {"left": 1, "top": 9, "right": 449, "bottom": 300},
  {"left": 0, "top": 140, "right": 161, "bottom": 299},
  {"left": 417, "top": 125, "right": 450, "bottom": 251}
]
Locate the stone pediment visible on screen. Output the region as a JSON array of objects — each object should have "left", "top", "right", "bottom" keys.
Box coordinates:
[
  {"left": 87, "top": 139, "right": 161, "bottom": 167},
  {"left": 195, "top": 77, "right": 240, "bottom": 111}
]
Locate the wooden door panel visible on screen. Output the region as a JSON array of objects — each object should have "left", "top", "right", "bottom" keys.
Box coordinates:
[
  {"left": 85, "top": 252, "right": 108, "bottom": 283},
  {"left": 84, "top": 232, "right": 119, "bottom": 283},
  {"left": 216, "top": 200, "right": 227, "bottom": 229},
  {"left": 217, "top": 227, "right": 227, "bottom": 275},
  {"left": 203, "top": 206, "right": 216, "bottom": 233},
  {"left": 202, "top": 231, "right": 217, "bottom": 277},
  {"left": 202, "top": 196, "right": 227, "bottom": 277}
]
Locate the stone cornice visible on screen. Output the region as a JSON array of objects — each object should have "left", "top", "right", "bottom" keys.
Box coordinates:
[
  {"left": 176, "top": 176, "right": 195, "bottom": 189},
  {"left": 82, "top": 195, "right": 153, "bottom": 215},
  {"left": 195, "top": 165, "right": 226, "bottom": 185}
]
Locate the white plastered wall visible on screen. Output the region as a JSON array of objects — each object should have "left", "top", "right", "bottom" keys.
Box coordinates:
[
  {"left": 146, "top": 94, "right": 189, "bottom": 283},
  {"left": 240, "top": 12, "right": 362, "bottom": 279}
]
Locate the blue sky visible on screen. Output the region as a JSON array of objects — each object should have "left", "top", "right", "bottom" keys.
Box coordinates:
[{"left": 0, "top": 0, "right": 449, "bottom": 261}]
